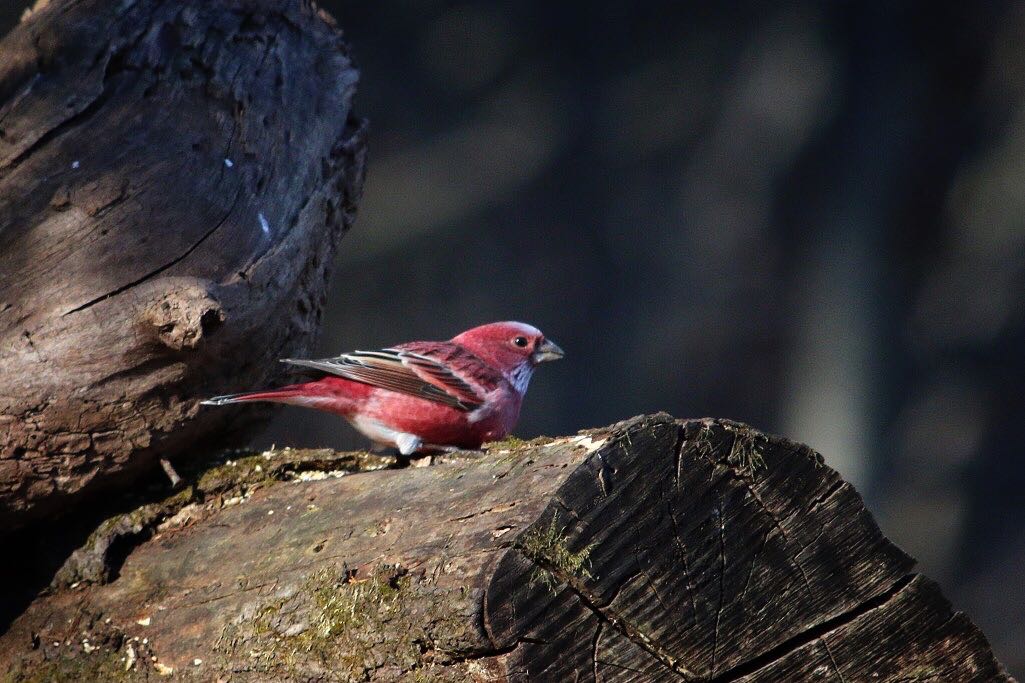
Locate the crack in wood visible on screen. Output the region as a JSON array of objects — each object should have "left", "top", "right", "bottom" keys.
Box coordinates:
[
  {"left": 706, "top": 574, "right": 916, "bottom": 683},
  {"left": 597, "top": 463, "right": 608, "bottom": 497},
  {"left": 445, "top": 502, "right": 517, "bottom": 523},
  {"left": 599, "top": 569, "right": 644, "bottom": 612},
  {"left": 673, "top": 427, "right": 687, "bottom": 490},
  {"left": 710, "top": 494, "right": 727, "bottom": 678},
  {"left": 215, "top": 60, "right": 251, "bottom": 186},
  {"left": 0, "top": 73, "right": 42, "bottom": 130},
  {"left": 796, "top": 521, "right": 830, "bottom": 564},
  {"left": 1, "top": 67, "right": 112, "bottom": 174},
  {"left": 731, "top": 474, "right": 859, "bottom": 683},
  {"left": 807, "top": 480, "right": 846, "bottom": 515},
  {"left": 738, "top": 474, "right": 816, "bottom": 598},
  {"left": 480, "top": 579, "right": 497, "bottom": 649},
  {"left": 0, "top": 0, "right": 167, "bottom": 175},
  {"left": 62, "top": 186, "right": 243, "bottom": 316},
  {"left": 594, "top": 655, "right": 652, "bottom": 676},
  {"left": 738, "top": 527, "right": 769, "bottom": 607},
  {"left": 822, "top": 637, "right": 848, "bottom": 683},
  {"left": 553, "top": 495, "right": 584, "bottom": 524},
  {"left": 432, "top": 639, "right": 523, "bottom": 664},
  {"left": 666, "top": 498, "right": 699, "bottom": 631},
  {"left": 515, "top": 546, "right": 699, "bottom": 681},
  {"left": 187, "top": 580, "right": 273, "bottom": 608},
  {"left": 636, "top": 547, "right": 671, "bottom": 616}
]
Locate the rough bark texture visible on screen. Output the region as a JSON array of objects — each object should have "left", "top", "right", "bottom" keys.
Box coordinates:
[
  {"left": 0, "top": 416, "right": 1012, "bottom": 681},
  {"left": 0, "top": 0, "right": 367, "bottom": 529}
]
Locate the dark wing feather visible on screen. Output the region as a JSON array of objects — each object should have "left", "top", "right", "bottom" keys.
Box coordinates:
[{"left": 281, "top": 345, "right": 488, "bottom": 411}]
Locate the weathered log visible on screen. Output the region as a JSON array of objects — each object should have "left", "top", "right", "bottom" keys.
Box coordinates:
[
  {"left": 0, "top": 0, "right": 366, "bottom": 529},
  {"left": 0, "top": 416, "right": 1012, "bottom": 681}
]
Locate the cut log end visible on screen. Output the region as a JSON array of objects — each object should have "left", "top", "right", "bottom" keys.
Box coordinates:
[{"left": 0, "top": 416, "right": 1013, "bottom": 681}]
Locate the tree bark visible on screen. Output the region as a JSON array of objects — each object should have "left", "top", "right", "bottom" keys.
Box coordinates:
[
  {"left": 0, "top": 416, "right": 1012, "bottom": 681},
  {"left": 0, "top": 0, "right": 366, "bottom": 530}
]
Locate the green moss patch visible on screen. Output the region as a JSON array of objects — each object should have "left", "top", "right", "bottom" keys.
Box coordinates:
[
  {"left": 482, "top": 434, "right": 556, "bottom": 451},
  {"left": 693, "top": 421, "right": 768, "bottom": 477},
  {"left": 517, "top": 514, "right": 593, "bottom": 592},
  {"left": 215, "top": 563, "right": 477, "bottom": 681}
]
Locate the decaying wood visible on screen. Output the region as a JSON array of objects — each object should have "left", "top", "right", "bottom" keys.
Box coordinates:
[
  {"left": 0, "top": 416, "right": 1012, "bottom": 681},
  {"left": 0, "top": 0, "right": 367, "bottom": 529}
]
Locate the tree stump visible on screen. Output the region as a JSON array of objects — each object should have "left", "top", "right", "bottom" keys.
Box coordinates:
[
  {"left": 0, "top": 416, "right": 1012, "bottom": 681},
  {"left": 0, "top": 0, "right": 367, "bottom": 530}
]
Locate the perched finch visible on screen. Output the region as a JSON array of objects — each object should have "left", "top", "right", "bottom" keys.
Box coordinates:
[{"left": 202, "top": 321, "right": 564, "bottom": 454}]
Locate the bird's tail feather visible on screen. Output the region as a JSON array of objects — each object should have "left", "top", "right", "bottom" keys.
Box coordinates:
[{"left": 201, "top": 386, "right": 312, "bottom": 406}]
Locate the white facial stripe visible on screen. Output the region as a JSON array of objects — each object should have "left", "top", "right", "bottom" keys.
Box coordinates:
[{"left": 506, "top": 362, "right": 534, "bottom": 395}]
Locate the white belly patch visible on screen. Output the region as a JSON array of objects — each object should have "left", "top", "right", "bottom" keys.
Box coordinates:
[{"left": 349, "top": 415, "right": 422, "bottom": 455}]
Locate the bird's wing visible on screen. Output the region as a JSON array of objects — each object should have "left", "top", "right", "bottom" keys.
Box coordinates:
[{"left": 281, "top": 343, "right": 493, "bottom": 411}]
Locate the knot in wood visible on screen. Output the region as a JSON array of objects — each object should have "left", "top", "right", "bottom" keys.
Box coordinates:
[{"left": 143, "top": 284, "right": 223, "bottom": 351}]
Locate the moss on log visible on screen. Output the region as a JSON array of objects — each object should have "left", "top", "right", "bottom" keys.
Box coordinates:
[{"left": 0, "top": 416, "right": 1013, "bottom": 681}]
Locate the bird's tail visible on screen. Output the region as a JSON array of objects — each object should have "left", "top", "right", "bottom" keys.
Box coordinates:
[{"left": 201, "top": 383, "right": 317, "bottom": 406}]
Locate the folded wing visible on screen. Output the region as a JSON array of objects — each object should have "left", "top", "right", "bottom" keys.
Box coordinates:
[{"left": 281, "top": 343, "right": 495, "bottom": 411}]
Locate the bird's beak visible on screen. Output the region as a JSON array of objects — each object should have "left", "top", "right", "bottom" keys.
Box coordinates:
[{"left": 532, "top": 338, "right": 565, "bottom": 363}]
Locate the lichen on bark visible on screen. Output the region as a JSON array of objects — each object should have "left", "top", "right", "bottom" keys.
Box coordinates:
[{"left": 215, "top": 563, "right": 479, "bottom": 682}]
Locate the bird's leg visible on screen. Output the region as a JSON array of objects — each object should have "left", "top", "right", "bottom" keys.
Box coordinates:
[
  {"left": 407, "top": 444, "right": 465, "bottom": 468},
  {"left": 159, "top": 457, "right": 183, "bottom": 488}
]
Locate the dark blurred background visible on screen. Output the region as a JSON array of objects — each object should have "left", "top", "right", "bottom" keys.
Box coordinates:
[{"left": 4, "top": 0, "right": 1023, "bottom": 673}]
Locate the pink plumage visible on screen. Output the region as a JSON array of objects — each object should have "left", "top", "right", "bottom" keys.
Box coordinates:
[{"left": 202, "top": 321, "right": 564, "bottom": 454}]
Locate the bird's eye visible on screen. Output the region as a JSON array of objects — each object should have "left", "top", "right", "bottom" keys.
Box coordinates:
[{"left": 513, "top": 336, "right": 528, "bottom": 347}]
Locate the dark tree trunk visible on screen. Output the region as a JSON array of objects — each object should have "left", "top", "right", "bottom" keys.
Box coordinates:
[
  {"left": 0, "top": 416, "right": 1012, "bottom": 681},
  {"left": 0, "top": 0, "right": 366, "bottom": 530}
]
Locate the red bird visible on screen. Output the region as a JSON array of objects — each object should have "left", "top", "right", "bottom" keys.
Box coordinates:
[{"left": 202, "top": 321, "right": 564, "bottom": 454}]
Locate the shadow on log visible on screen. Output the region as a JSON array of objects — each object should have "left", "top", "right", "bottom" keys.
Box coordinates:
[
  {"left": 0, "top": 0, "right": 366, "bottom": 530},
  {"left": 0, "top": 416, "right": 1012, "bottom": 681}
]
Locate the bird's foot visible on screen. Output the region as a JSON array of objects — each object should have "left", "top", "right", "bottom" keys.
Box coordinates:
[
  {"left": 159, "top": 457, "right": 183, "bottom": 488},
  {"left": 395, "top": 433, "right": 423, "bottom": 456}
]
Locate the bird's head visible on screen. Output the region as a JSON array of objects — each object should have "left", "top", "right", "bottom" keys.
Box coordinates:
[{"left": 452, "top": 321, "right": 564, "bottom": 381}]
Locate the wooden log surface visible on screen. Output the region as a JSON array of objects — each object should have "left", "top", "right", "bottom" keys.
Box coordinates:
[
  {"left": 0, "top": 0, "right": 366, "bottom": 529},
  {"left": 0, "top": 416, "right": 1012, "bottom": 681}
]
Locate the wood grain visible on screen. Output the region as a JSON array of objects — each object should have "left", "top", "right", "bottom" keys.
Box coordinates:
[
  {"left": 0, "top": 0, "right": 366, "bottom": 529},
  {"left": 0, "top": 417, "right": 1012, "bottom": 681}
]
